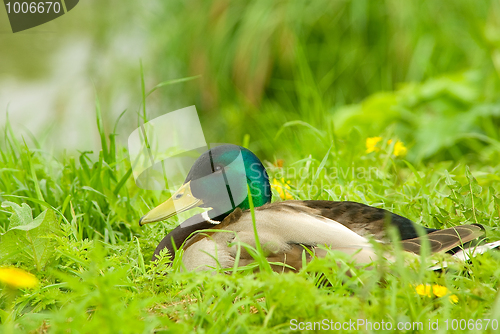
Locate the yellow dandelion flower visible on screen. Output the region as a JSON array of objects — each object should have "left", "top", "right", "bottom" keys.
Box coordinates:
[
  {"left": 366, "top": 137, "right": 382, "bottom": 153},
  {"left": 368, "top": 138, "right": 407, "bottom": 156},
  {"left": 432, "top": 285, "right": 449, "bottom": 298},
  {"left": 271, "top": 178, "right": 294, "bottom": 200},
  {"left": 393, "top": 141, "right": 407, "bottom": 157},
  {"left": 415, "top": 284, "right": 458, "bottom": 304},
  {"left": 415, "top": 284, "right": 432, "bottom": 297},
  {"left": 0, "top": 267, "right": 38, "bottom": 289}
]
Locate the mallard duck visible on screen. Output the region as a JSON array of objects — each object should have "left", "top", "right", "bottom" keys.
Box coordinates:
[{"left": 139, "top": 144, "right": 495, "bottom": 272}]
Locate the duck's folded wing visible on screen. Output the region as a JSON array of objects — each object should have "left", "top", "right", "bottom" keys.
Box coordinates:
[
  {"left": 401, "top": 224, "right": 485, "bottom": 254},
  {"left": 182, "top": 207, "right": 378, "bottom": 271},
  {"left": 285, "top": 200, "right": 431, "bottom": 240}
]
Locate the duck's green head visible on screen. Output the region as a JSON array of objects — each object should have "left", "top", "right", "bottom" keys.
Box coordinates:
[{"left": 139, "top": 144, "right": 271, "bottom": 225}]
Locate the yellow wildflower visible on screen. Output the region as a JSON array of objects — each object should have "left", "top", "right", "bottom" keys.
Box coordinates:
[
  {"left": 389, "top": 140, "right": 407, "bottom": 157},
  {"left": 415, "top": 284, "right": 432, "bottom": 297},
  {"left": 432, "top": 284, "right": 449, "bottom": 298},
  {"left": 414, "top": 284, "right": 458, "bottom": 304},
  {"left": 271, "top": 178, "right": 294, "bottom": 200},
  {"left": 366, "top": 137, "right": 407, "bottom": 156},
  {"left": 366, "top": 137, "right": 382, "bottom": 153},
  {"left": 0, "top": 267, "right": 38, "bottom": 289}
]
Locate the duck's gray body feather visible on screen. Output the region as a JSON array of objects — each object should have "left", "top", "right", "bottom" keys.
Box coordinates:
[
  {"left": 182, "top": 202, "right": 377, "bottom": 271},
  {"left": 154, "top": 201, "right": 487, "bottom": 272}
]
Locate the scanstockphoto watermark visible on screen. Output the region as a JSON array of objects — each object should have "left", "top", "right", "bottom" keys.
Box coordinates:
[
  {"left": 270, "top": 166, "right": 383, "bottom": 182},
  {"left": 290, "top": 319, "right": 424, "bottom": 332},
  {"left": 127, "top": 106, "right": 383, "bottom": 200},
  {"left": 290, "top": 318, "right": 499, "bottom": 331}
]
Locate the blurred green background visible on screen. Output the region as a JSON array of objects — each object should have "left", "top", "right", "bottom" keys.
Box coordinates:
[
  {"left": 1, "top": 0, "right": 499, "bottom": 164},
  {"left": 1, "top": 0, "right": 500, "bottom": 240}
]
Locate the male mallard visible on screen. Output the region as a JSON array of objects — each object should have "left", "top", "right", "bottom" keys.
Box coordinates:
[{"left": 139, "top": 144, "right": 494, "bottom": 271}]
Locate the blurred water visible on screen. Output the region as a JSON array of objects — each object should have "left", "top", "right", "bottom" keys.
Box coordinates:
[
  {"left": 0, "top": 1, "right": 149, "bottom": 153},
  {"left": 0, "top": 39, "right": 96, "bottom": 151}
]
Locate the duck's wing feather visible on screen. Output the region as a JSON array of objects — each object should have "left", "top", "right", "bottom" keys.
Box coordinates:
[
  {"left": 154, "top": 201, "right": 486, "bottom": 271},
  {"left": 280, "top": 200, "right": 437, "bottom": 240},
  {"left": 153, "top": 200, "right": 427, "bottom": 262},
  {"left": 401, "top": 224, "right": 485, "bottom": 254},
  {"left": 180, "top": 203, "right": 487, "bottom": 271},
  {"left": 181, "top": 204, "right": 377, "bottom": 271}
]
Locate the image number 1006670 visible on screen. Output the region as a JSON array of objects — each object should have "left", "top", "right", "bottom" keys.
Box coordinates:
[
  {"left": 2, "top": 0, "right": 79, "bottom": 33},
  {"left": 5, "top": 1, "right": 61, "bottom": 14}
]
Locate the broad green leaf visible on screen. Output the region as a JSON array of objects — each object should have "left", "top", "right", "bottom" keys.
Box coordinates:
[
  {"left": 443, "top": 170, "right": 458, "bottom": 187},
  {"left": 0, "top": 202, "right": 60, "bottom": 271},
  {"left": 1, "top": 201, "right": 33, "bottom": 229}
]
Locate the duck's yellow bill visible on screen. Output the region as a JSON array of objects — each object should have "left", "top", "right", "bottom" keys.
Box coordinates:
[{"left": 139, "top": 181, "right": 203, "bottom": 226}]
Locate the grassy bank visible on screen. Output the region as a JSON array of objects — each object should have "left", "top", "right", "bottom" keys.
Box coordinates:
[{"left": 1, "top": 77, "right": 500, "bottom": 332}]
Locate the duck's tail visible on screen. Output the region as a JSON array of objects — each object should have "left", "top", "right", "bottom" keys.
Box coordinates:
[
  {"left": 398, "top": 223, "right": 500, "bottom": 270},
  {"left": 428, "top": 240, "right": 500, "bottom": 270},
  {"left": 401, "top": 224, "right": 486, "bottom": 254}
]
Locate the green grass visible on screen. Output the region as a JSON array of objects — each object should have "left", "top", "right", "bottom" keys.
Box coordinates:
[{"left": 1, "top": 79, "right": 500, "bottom": 332}]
